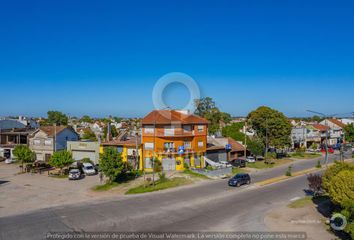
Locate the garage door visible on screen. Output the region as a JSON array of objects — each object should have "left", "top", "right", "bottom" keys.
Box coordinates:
[
  {"left": 72, "top": 150, "right": 96, "bottom": 162},
  {"left": 162, "top": 158, "right": 176, "bottom": 171}
]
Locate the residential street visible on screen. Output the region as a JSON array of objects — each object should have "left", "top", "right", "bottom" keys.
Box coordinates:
[{"left": 1, "top": 152, "right": 351, "bottom": 240}]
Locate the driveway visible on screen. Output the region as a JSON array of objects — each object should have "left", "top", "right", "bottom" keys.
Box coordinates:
[{"left": 0, "top": 162, "right": 107, "bottom": 217}]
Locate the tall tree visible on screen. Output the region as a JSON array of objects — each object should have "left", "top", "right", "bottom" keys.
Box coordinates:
[
  {"left": 46, "top": 111, "right": 68, "bottom": 126},
  {"left": 344, "top": 123, "right": 354, "bottom": 143},
  {"left": 194, "top": 97, "right": 231, "bottom": 134},
  {"left": 247, "top": 106, "right": 292, "bottom": 148},
  {"left": 247, "top": 138, "right": 265, "bottom": 156},
  {"left": 222, "top": 122, "right": 247, "bottom": 143},
  {"left": 80, "top": 115, "right": 93, "bottom": 123},
  {"left": 103, "top": 125, "right": 119, "bottom": 139},
  {"left": 48, "top": 150, "right": 74, "bottom": 175},
  {"left": 13, "top": 145, "right": 35, "bottom": 172},
  {"left": 81, "top": 128, "right": 97, "bottom": 141},
  {"left": 99, "top": 147, "right": 129, "bottom": 183}
]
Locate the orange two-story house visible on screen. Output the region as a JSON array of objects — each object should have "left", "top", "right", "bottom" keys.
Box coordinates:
[{"left": 141, "top": 110, "right": 208, "bottom": 171}]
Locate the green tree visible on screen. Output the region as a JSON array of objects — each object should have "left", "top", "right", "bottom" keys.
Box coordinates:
[
  {"left": 13, "top": 145, "right": 35, "bottom": 171},
  {"left": 103, "top": 125, "right": 119, "bottom": 139},
  {"left": 322, "top": 162, "right": 354, "bottom": 192},
  {"left": 99, "top": 147, "right": 129, "bottom": 183},
  {"left": 344, "top": 123, "right": 354, "bottom": 143},
  {"left": 247, "top": 138, "right": 265, "bottom": 156},
  {"left": 194, "top": 97, "right": 232, "bottom": 134},
  {"left": 48, "top": 150, "right": 74, "bottom": 175},
  {"left": 45, "top": 111, "right": 68, "bottom": 126},
  {"left": 80, "top": 115, "right": 93, "bottom": 123},
  {"left": 222, "top": 122, "right": 247, "bottom": 143},
  {"left": 247, "top": 106, "right": 292, "bottom": 148},
  {"left": 327, "top": 169, "right": 354, "bottom": 207},
  {"left": 81, "top": 128, "right": 97, "bottom": 141}
]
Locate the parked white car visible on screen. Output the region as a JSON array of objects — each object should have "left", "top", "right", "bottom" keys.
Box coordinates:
[
  {"left": 82, "top": 163, "right": 96, "bottom": 175},
  {"left": 5, "top": 158, "right": 16, "bottom": 164},
  {"left": 246, "top": 156, "right": 256, "bottom": 163}
]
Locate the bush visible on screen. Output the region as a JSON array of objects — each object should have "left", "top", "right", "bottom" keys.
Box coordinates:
[
  {"left": 285, "top": 165, "right": 292, "bottom": 176},
  {"left": 322, "top": 162, "right": 354, "bottom": 192},
  {"left": 316, "top": 160, "right": 321, "bottom": 168},
  {"left": 307, "top": 173, "right": 322, "bottom": 195},
  {"left": 327, "top": 169, "right": 354, "bottom": 207}
]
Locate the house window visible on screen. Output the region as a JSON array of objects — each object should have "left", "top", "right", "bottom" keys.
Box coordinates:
[
  {"left": 34, "top": 139, "right": 41, "bottom": 145},
  {"left": 184, "top": 141, "right": 192, "bottom": 149},
  {"left": 183, "top": 125, "right": 192, "bottom": 132},
  {"left": 197, "top": 125, "right": 204, "bottom": 133},
  {"left": 117, "top": 146, "right": 123, "bottom": 153},
  {"left": 144, "top": 142, "right": 154, "bottom": 150},
  {"left": 164, "top": 142, "right": 175, "bottom": 150},
  {"left": 144, "top": 125, "right": 154, "bottom": 134},
  {"left": 198, "top": 141, "right": 204, "bottom": 148},
  {"left": 164, "top": 126, "right": 175, "bottom": 136},
  {"left": 44, "top": 140, "right": 52, "bottom": 146}
]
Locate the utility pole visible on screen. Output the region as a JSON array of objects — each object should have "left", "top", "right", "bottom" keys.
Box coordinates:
[
  {"left": 54, "top": 123, "right": 57, "bottom": 152},
  {"left": 244, "top": 121, "right": 247, "bottom": 159}
]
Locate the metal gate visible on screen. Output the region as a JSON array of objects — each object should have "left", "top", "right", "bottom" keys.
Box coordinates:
[
  {"left": 194, "top": 156, "right": 201, "bottom": 167},
  {"left": 184, "top": 157, "right": 190, "bottom": 167},
  {"left": 72, "top": 150, "right": 96, "bottom": 162},
  {"left": 162, "top": 157, "right": 176, "bottom": 171}
]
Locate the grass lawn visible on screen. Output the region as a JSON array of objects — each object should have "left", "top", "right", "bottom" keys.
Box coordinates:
[
  {"left": 288, "top": 196, "right": 313, "bottom": 208},
  {"left": 232, "top": 167, "right": 249, "bottom": 175},
  {"left": 290, "top": 153, "right": 322, "bottom": 159},
  {"left": 183, "top": 169, "right": 210, "bottom": 179},
  {"left": 126, "top": 177, "right": 192, "bottom": 194},
  {"left": 92, "top": 182, "right": 119, "bottom": 191},
  {"left": 49, "top": 174, "right": 68, "bottom": 179},
  {"left": 246, "top": 158, "right": 293, "bottom": 169}
]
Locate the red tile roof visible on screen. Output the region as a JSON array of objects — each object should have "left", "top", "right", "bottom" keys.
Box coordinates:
[
  {"left": 141, "top": 110, "right": 209, "bottom": 125},
  {"left": 312, "top": 124, "right": 329, "bottom": 131},
  {"left": 328, "top": 119, "right": 346, "bottom": 128},
  {"left": 39, "top": 126, "right": 69, "bottom": 137}
]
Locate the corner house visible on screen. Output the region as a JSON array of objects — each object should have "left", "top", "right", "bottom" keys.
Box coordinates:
[{"left": 141, "top": 110, "right": 208, "bottom": 171}]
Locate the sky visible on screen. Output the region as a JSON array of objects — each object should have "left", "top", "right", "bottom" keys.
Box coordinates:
[{"left": 0, "top": 0, "right": 353, "bottom": 118}]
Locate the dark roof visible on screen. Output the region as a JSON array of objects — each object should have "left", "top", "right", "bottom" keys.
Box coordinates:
[
  {"left": 141, "top": 110, "right": 208, "bottom": 125},
  {"left": 35, "top": 126, "right": 77, "bottom": 137},
  {"left": 0, "top": 120, "right": 26, "bottom": 130},
  {"left": 102, "top": 136, "right": 141, "bottom": 147}
]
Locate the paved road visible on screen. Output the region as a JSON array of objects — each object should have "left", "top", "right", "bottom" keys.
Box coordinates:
[{"left": 0, "top": 151, "right": 351, "bottom": 240}]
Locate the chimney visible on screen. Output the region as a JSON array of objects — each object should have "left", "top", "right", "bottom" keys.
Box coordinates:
[{"left": 106, "top": 122, "right": 112, "bottom": 141}]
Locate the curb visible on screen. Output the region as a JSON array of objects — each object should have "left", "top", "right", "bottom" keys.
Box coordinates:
[{"left": 256, "top": 159, "right": 353, "bottom": 187}]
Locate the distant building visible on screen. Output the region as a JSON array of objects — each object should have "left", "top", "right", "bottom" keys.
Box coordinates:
[
  {"left": 320, "top": 119, "right": 345, "bottom": 145},
  {"left": 67, "top": 141, "right": 100, "bottom": 164},
  {"left": 141, "top": 110, "right": 208, "bottom": 171},
  {"left": 29, "top": 126, "right": 79, "bottom": 161},
  {"left": 0, "top": 117, "right": 39, "bottom": 159},
  {"left": 206, "top": 136, "right": 248, "bottom": 162}
]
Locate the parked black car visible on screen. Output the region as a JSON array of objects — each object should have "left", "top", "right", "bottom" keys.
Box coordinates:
[
  {"left": 230, "top": 158, "right": 246, "bottom": 168},
  {"left": 228, "top": 173, "right": 251, "bottom": 187}
]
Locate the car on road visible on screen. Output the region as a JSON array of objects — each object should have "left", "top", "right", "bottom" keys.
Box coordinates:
[
  {"left": 320, "top": 147, "right": 334, "bottom": 154},
  {"left": 228, "top": 173, "right": 251, "bottom": 187},
  {"left": 68, "top": 169, "right": 81, "bottom": 180},
  {"left": 82, "top": 163, "right": 96, "bottom": 175},
  {"left": 246, "top": 156, "right": 256, "bottom": 163},
  {"left": 230, "top": 158, "right": 246, "bottom": 168},
  {"left": 256, "top": 155, "right": 265, "bottom": 161}
]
